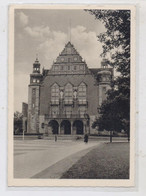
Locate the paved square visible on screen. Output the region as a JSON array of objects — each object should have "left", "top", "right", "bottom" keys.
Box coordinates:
[{"left": 14, "top": 139, "right": 101, "bottom": 178}]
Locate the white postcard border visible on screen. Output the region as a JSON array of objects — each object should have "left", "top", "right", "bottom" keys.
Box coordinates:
[{"left": 8, "top": 4, "right": 136, "bottom": 187}]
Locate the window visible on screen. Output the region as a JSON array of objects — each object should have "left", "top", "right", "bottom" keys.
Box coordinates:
[
  {"left": 51, "top": 83, "right": 59, "bottom": 103},
  {"left": 41, "top": 123, "right": 44, "bottom": 128},
  {"left": 54, "top": 66, "right": 58, "bottom": 70},
  {"left": 67, "top": 47, "right": 71, "bottom": 54},
  {"left": 31, "top": 88, "right": 36, "bottom": 114},
  {"left": 64, "top": 83, "right": 73, "bottom": 103},
  {"left": 78, "top": 82, "right": 86, "bottom": 102},
  {"left": 102, "top": 87, "right": 106, "bottom": 101},
  {"left": 80, "top": 65, "right": 83, "bottom": 70}
]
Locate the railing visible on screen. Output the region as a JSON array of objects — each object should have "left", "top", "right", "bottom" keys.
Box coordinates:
[
  {"left": 50, "top": 100, "right": 59, "bottom": 105},
  {"left": 50, "top": 99, "right": 88, "bottom": 106},
  {"left": 78, "top": 100, "right": 88, "bottom": 105},
  {"left": 64, "top": 100, "right": 73, "bottom": 105},
  {"left": 45, "top": 113, "right": 85, "bottom": 119}
]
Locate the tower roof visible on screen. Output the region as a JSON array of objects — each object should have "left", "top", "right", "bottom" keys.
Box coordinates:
[{"left": 33, "top": 57, "right": 40, "bottom": 66}]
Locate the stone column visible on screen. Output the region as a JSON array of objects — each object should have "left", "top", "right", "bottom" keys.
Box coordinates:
[
  {"left": 58, "top": 121, "right": 61, "bottom": 135},
  {"left": 44, "top": 123, "right": 48, "bottom": 135},
  {"left": 71, "top": 121, "right": 73, "bottom": 135},
  {"left": 83, "top": 121, "right": 86, "bottom": 135},
  {"left": 87, "top": 119, "right": 90, "bottom": 134}
]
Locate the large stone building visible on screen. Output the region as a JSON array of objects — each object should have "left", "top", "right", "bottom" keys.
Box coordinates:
[{"left": 25, "top": 41, "right": 113, "bottom": 135}]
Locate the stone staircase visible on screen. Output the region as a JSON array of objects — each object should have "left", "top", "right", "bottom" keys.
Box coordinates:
[{"left": 43, "top": 134, "right": 84, "bottom": 141}]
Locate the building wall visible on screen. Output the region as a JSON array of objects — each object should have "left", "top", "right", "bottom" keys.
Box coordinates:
[
  {"left": 39, "top": 115, "right": 45, "bottom": 133},
  {"left": 27, "top": 42, "right": 113, "bottom": 135},
  {"left": 40, "top": 74, "right": 99, "bottom": 117},
  {"left": 27, "top": 85, "right": 40, "bottom": 133}
]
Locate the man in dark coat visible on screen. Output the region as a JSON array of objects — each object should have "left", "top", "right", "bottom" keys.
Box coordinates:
[{"left": 84, "top": 134, "right": 88, "bottom": 143}]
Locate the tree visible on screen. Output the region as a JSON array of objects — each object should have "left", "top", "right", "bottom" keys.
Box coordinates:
[
  {"left": 14, "top": 111, "right": 23, "bottom": 135},
  {"left": 87, "top": 10, "right": 130, "bottom": 141}
]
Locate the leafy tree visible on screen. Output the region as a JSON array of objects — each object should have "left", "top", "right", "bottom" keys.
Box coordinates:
[
  {"left": 87, "top": 10, "right": 130, "bottom": 141},
  {"left": 14, "top": 111, "right": 23, "bottom": 135}
]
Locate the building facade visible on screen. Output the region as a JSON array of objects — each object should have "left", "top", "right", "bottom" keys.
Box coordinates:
[{"left": 26, "top": 42, "right": 113, "bottom": 135}]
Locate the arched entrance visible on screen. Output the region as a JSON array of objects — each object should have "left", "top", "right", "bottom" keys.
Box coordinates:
[
  {"left": 61, "top": 120, "right": 71, "bottom": 135},
  {"left": 48, "top": 120, "right": 59, "bottom": 134},
  {"left": 73, "top": 120, "right": 84, "bottom": 135}
]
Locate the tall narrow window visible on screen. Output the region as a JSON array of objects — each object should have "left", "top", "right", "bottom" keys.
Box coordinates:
[
  {"left": 51, "top": 83, "right": 59, "bottom": 104},
  {"left": 64, "top": 83, "right": 73, "bottom": 104},
  {"left": 78, "top": 82, "right": 87, "bottom": 103},
  {"left": 31, "top": 88, "right": 36, "bottom": 114}
]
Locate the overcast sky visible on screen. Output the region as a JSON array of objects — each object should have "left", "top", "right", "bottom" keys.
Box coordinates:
[{"left": 14, "top": 9, "right": 105, "bottom": 112}]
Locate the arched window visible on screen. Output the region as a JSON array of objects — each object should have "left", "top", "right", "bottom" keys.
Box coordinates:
[
  {"left": 64, "top": 83, "right": 73, "bottom": 104},
  {"left": 51, "top": 83, "right": 59, "bottom": 103},
  {"left": 78, "top": 82, "right": 86, "bottom": 103}
]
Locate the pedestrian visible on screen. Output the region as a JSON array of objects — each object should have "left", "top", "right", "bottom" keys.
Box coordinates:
[
  {"left": 55, "top": 134, "right": 57, "bottom": 142},
  {"left": 84, "top": 133, "right": 88, "bottom": 143}
]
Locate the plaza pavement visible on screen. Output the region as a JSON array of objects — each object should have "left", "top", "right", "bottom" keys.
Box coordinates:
[{"left": 14, "top": 139, "right": 102, "bottom": 178}]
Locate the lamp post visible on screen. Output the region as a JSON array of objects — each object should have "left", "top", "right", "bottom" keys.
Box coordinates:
[
  {"left": 23, "top": 128, "right": 24, "bottom": 140},
  {"left": 22, "top": 114, "right": 24, "bottom": 141},
  {"left": 84, "top": 113, "right": 89, "bottom": 135}
]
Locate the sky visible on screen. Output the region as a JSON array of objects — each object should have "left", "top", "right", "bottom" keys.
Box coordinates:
[{"left": 14, "top": 9, "right": 106, "bottom": 112}]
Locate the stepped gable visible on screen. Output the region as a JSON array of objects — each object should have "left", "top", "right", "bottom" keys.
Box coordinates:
[
  {"left": 55, "top": 41, "right": 82, "bottom": 63},
  {"left": 50, "top": 41, "right": 90, "bottom": 74},
  {"left": 60, "top": 41, "right": 79, "bottom": 55}
]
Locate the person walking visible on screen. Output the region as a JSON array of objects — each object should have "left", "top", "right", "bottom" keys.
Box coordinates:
[
  {"left": 84, "top": 134, "right": 88, "bottom": 143},
  {"left": 55, "top": 134, "right": 57, "bottom": 142}
]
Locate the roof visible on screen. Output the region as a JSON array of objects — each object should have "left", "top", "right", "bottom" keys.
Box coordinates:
[
  {"left": 49, "top": 41, "right": 90, "bottom": 74},
  {"left": 89, "top": 68, "right": 99, "bottom": 75}
]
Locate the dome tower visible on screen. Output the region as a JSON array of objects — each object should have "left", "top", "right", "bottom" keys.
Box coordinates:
[{"left": 97, "top": 60, "right": 113, "bottom": 106}]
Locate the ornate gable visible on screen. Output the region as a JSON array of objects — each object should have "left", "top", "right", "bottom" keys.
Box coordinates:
[{"left": 50, "top": 42, "right": 89, "bottom": 75}]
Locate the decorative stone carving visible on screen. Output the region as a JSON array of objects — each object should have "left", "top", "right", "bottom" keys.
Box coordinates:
[
  {"left": 73, "top": 90, "right": 77, "bottom": 99},
  {"left": 60, "top": 90, "right": 64, "bottom": 99}
]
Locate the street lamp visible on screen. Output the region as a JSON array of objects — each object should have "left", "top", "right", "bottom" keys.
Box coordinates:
[{"left": 84, "top": 113, "right": 89, "bottom": 134}]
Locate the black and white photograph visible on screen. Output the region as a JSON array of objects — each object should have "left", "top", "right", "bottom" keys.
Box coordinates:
[{"left": 8, "top": 5, "right": 135, "bottom": 187}]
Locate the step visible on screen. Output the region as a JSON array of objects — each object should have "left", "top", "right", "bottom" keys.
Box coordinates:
[{"left": 43, "top": 135, "right": 84, "bottom": 140}]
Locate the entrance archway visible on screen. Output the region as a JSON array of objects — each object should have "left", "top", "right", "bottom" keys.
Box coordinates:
[
  {"left": 48, "top": 120, "right": 59, "bottom": 134},
  {"left": 61, "top": 120, "right": 71, "bottom": 135},
  {"left": 73, "top": 120, "right": 84, "bottom": 135}
]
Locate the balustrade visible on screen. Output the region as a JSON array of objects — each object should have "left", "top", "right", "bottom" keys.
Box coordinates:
[{"left": 45, "top": 113, "right": 84, "bottom": 119}]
